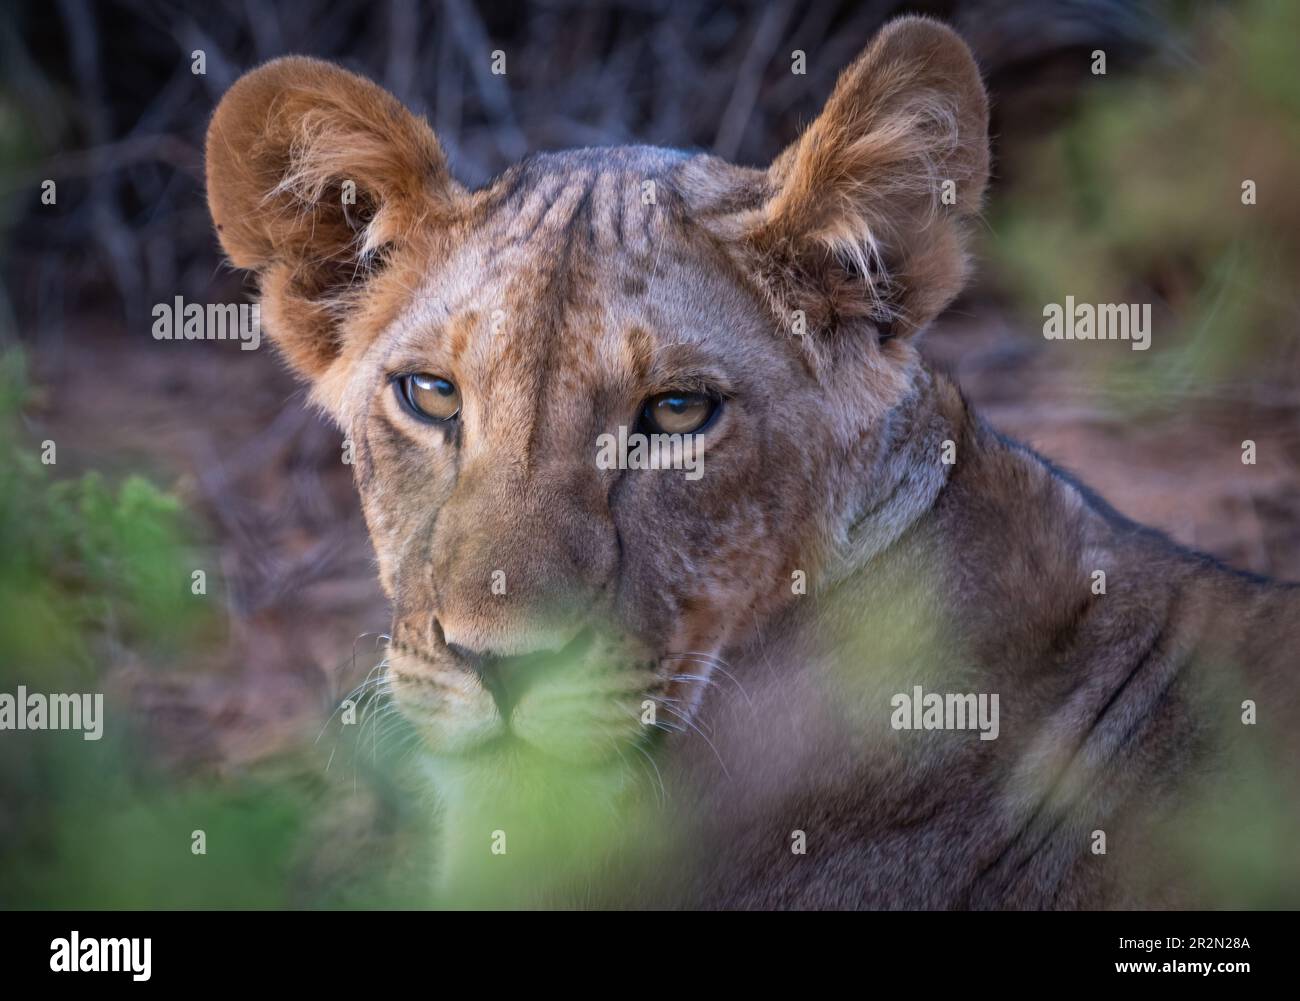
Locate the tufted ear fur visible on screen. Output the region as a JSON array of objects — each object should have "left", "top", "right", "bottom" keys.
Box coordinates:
[
  {"left": 205, "top": 56, "right": 462, "bottom": 382},
  {"left": 691, "top": 16, "right": 989, "bottom": 342}
]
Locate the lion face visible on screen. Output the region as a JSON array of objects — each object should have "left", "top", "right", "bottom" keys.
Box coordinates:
[
  {"left": 205, "top": 19, "right": 989, "bottom": 763},
  {"left": 353, "top": 149, "right": 829, "bottom": 761}
]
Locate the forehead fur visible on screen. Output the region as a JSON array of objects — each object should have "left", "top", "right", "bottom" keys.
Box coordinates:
[{"left": 328, "top": 147, "right": 792, "bottom": 416}]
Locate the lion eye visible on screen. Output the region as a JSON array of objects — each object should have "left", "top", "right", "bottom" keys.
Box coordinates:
[
  {"left": 640, "top": 391, "right": 718, "bottom": 435},
  {"left": 399, "top": 374, "right": 461, "bottom": 422}
]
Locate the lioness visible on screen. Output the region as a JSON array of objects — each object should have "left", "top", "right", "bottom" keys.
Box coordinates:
[{"left": 205, "top": 17, "right": 1300, "bottom": 908}]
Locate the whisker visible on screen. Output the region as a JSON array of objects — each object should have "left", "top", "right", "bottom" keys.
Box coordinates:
[
  {"left": 315, "top": 657, "right": 391, "bottom": 745},
  {"left": 666, "top": 672, "right": 720, "bottom": 688},
  {"left": 629, "top": 735, "right": 667, "bottom": 807},
  {"left": 663, "top": 652, "right": 754, "bottom": 708},
  {"left": 658, "top": 702, "right": 731, "bottom": 779},
  {"left": 674, "top": 652, "right": 754, "bottom": 708}
]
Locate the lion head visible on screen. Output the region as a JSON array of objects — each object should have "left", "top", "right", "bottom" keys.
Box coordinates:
[{"left": 205, "top": 16, "right": 989, "bottom": 767}]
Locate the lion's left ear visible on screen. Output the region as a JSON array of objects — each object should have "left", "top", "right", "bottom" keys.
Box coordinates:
[{"left": 702, "top": 16, "right": 989, "bottom": 341}]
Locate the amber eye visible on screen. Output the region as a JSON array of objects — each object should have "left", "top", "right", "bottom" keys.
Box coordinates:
[
  {"left": 398, "top": 373, "right": 461, "bottom": 422},
  {"left": 640, "top": 391, "right": 719, "bottom": 435}
]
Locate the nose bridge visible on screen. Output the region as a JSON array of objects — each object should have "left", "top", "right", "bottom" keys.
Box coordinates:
[{"left": 431, "top": 453, "right": 615, "bottom": 657}]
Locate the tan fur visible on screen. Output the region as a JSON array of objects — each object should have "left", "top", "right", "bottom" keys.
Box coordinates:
[
  {"left": 206, "top": 56, "right": 462, "bottom": 382},
  {"left": 206, "top": 18, "right": 1300, "bottom": 908}
]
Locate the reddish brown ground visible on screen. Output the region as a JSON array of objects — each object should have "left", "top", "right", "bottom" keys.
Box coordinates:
[{"left": 28, "top": 297, "right": 1300, "bottom": 772}]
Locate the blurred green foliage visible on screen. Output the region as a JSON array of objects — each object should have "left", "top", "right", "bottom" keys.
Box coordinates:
[
  {"left": 0, "top": 351, "right": 203, "bottom": 675},
  {"left": 1165, "top": 739, "right": 1300, "bottom": 909},
  {"left": 990, "top": 0, "right": 1300, "bottom": 410},
  {"left": 0, "top": 351, "right": 420, "bottom": 908}
]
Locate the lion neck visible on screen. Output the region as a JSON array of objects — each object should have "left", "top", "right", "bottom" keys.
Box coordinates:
[{"left": 819, "top": 360, "right": 967, "bottom": 589}]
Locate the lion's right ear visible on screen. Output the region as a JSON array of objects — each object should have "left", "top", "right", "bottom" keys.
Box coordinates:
[{"left": 206, "top": 57, "right": 461, "bottom": 380}]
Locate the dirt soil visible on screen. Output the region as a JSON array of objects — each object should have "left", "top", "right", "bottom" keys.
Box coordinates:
[{"left": 26, "top": 299, "right": 1300, "bottom": 773}]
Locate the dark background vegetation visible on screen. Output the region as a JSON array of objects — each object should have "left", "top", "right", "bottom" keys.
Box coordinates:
[{"left": 1, "top": 0, "right": 1298, "bottom": 906}]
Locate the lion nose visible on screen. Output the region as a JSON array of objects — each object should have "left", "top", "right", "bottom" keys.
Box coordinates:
[
  {"left": 438, "top": 614, "right": 586, "bottom": 661},
  {"left": 469, "top": 657, "right": 518, "bottom": 720},
  {"left": 444, "top": 641, "right": 484, "bottom": 667},
  {"left": 441, "top": 640, "right": 511, "bottom": 717},
  {"left": 441, "top": 628, "right": 594, "bottom": 721}
]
